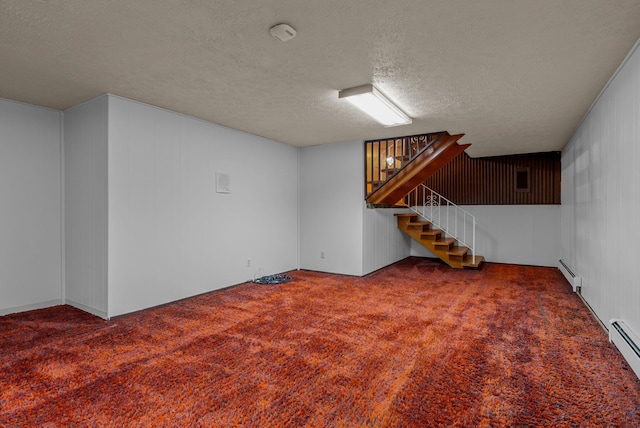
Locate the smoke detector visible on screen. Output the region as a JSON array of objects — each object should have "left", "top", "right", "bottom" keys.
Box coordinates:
[{"left": 269, "top": 23, "right": 297, "bottom": 42}]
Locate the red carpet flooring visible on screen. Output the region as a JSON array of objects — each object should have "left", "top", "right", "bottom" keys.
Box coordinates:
[{"left": 2, "top": 258, "right": 640, "bottom": 427}]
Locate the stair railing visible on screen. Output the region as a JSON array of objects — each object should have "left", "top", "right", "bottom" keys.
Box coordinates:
[
  {"left": 406, "top": 184, "right": 476, "bottom": 264},
  {"left": 365, "top": 132, "right": 444, "bottom": 198}
]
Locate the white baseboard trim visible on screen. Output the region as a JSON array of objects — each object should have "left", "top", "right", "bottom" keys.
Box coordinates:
[
  {"left": 66, "top": 299, "right": 108, "bottom": 320},
  {"left": 0, "top": 299, "right": 63, "bottom": 317},
  {"left": 610, "top": 319, "right": 640, "bottom": 380}
]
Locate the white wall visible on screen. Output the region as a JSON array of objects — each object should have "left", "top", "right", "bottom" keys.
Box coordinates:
[
  {"left": 107, "top": 96, "right": 298, "bottom": 317},
  {"left": 64, "top": 96, "right": 109, "bottom": 318},
  {"left": 0, "top": 93, "right": 571, "bottom": 320},
  {"left": 561, "top": 40, "right": 640, "bottom": 333},
  {"left": 299, "top": 141, "right": 365, "bottom": 276},
  {"left": 407, "top": 205, "right": 560, "bottom": 267},
  {"left": 363, "top": 205, "right": 411, "bottom": 274},
  {"left": 299, "top": 138, "right": 559, "bottom": 274},
  {"left": 0, "top": 98, "right": 62, "bottom": 315},
  {"left": 462, "top": 205, "right": 559, "bottom": 266}
]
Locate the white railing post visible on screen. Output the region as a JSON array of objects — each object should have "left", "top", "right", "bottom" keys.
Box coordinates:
[
  {"left": 446, "top": 201, "right": 449, "bottom": 233},
  {"left": 463, "top": 212, "right": 467, "bottom": 246},
  {"left": 454, "top": 207, "right": 458, "bottom": 241},
  {"left": 472, "top": 217, "right": 476, "bottom": 265},
  {"left": 430, "top": 188, "right": 433, "bottom": 221}
]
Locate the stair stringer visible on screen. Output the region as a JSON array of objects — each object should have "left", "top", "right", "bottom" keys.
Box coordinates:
[
  {"left": 394, "top": 213, "right": 483, "bottom": 269},
  {"left": 366, "top": 132, "right": 469, "bottom": 205}
]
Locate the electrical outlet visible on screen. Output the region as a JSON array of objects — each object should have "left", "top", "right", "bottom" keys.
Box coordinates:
[
  {"left": 247, "top": 259, "right": 251, "bottom": 267},
  {"left": 320, "top": 251, "right": 325, "bottom": 259}
]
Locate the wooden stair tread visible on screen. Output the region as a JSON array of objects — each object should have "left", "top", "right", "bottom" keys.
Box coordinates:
[
  {"left": 420, "top": 229, "right": 442, "bottom": 237},
  {"left": 394, "top": 213, "right": 417, "bottom": 217},
  {"left": 368, "top": 203, "right": 408, "bottom": 208},
  {"left": 433, "top": 237, "right": 455, "bottom": 247},
  {"left": 447, "top": 246, "right": 468, "bottom": 256},
  {"left": 462, "top": 255, "right": 484, "bottom": 268}
]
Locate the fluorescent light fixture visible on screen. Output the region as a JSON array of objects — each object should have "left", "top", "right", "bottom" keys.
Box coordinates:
[{"left": 338, "top": 84, "right": 412, "bottom": 127}]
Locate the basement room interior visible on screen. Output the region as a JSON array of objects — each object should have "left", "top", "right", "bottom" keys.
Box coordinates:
[{"left": 2, "top": 1, "right": 640, "bottom": 425}]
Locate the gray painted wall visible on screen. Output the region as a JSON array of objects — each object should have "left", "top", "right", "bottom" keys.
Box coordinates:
[
  {"left": 299, "top": 140, "right": 411, "bottom": 276},
  {"left": 561, "top": 41, "right": 640, "bottom": 334},
  {"left": 362, "top": 204, "right": 411, "bottom": 275},
  {"left": 0, "top": 91, "right": 577, "bottom": 318},
  {"left": 64, "top": 96, "right": 109, "bottom": 318},
  {"left": 408, "top": 205, "right": 560, "bottom": 267},
  {"left": 0, "top": 99, "right": 63, "bottom": 315},
  {"left": 107, "top": 96, "right": 299, "bottom": 317},
  {"left": 299, "top": 141, "right": 365, "bottom": 275}
]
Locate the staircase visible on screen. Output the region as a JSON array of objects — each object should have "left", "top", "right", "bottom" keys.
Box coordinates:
[
  {"left": 365, "top": 131, "right": 483, "bottom": 269},
  {"left": 395, "top": 186, "right": 484, "bottom": 269},
  {"left": 365, "top": 131, "right": 469, "bottom": 206},
  {"left": 395, "top": 213, "right": 483, "bottom": 269}
]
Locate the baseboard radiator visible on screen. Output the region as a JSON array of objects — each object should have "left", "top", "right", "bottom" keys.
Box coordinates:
[
  {"left": 610, "top": 319, "right": 640, "bottom": 379},
  {"left": 558, "top": 259, "right": 582, "bottom": 292}
]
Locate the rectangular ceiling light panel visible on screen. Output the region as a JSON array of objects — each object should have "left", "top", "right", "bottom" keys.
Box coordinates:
[{"left": 339, "top": 84, "right": 412, "bottom": 127}]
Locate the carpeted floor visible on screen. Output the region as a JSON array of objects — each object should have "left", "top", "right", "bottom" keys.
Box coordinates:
[{"left": 1, "top": 257, "right": 639, "bottom": 427}]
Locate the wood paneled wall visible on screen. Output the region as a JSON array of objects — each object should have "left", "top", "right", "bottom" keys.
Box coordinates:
[{"left": 423, "top": 151, "right": 561, "bottom": 205}]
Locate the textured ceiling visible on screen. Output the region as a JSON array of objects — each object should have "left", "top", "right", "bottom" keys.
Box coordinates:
[{"left": 1, "top": 0, "right": 640, "bottom": 157}]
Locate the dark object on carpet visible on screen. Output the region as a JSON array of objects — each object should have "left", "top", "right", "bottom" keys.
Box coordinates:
[
  {"left": 1, "top": 257, "right": 640, "bottom": 426},
  {"left": 254, "top": 273, "right": 293, "bottom": 285}
]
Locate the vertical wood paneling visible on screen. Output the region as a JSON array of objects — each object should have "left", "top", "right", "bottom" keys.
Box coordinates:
[{"left": 422, "top": 151, "right": 561, "bottom": 205}]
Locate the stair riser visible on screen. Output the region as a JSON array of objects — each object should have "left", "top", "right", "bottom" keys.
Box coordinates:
[
  {"left": 397, "top": 223, "right": 459, "bottom": 268},
  {"left": 394, "top": 212, "right": 482, "bottom": 269},
  {"left": 395, "top": 216, "right": 482, "bottom": 269},
  {"left": 407, "top": 223, "right": 431, "bottom": 232}
]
